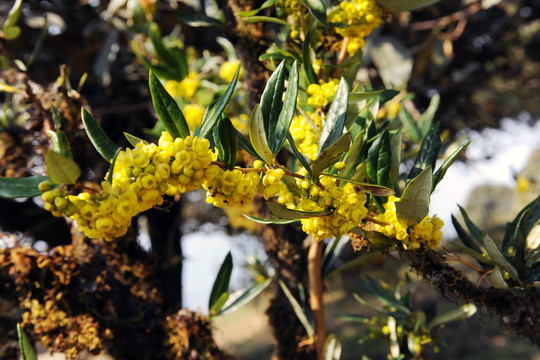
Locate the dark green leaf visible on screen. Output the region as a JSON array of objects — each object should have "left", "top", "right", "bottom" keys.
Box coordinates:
[
  {"left": 321, "top": 236, "right": 350, "bottom": 278},
  {"left": 312, "top": 132, "right": 351, "bottom": 179},
  {"left": 243, "top": 214, "right": 300, "bottom": 224},
  {"left": 17, "top": 324, "right": 37, "bottom": 360},
  {"left": 301, "top": 0, "right": 328, "bottom": 28},
  {"left": 261, "top": 61, "right": 286, "bottom": 142},
  {"left": 271, "top": 61, "right": 299, "bottom": 154},
  {"left": 389, "top": 130, "right": 402, "bottom": 184},
  {"left": 249, "top": 104, "right": 275, "bottom": 164},
  {"left": 395, "top": 166, "right": 432, "bottom": 227},
  {"left": 419, "top": 93, "right": 440, "bottom": 135},
  {"left": 286, "top": 132, "right": 313, "bottom": 175},
  {"left": 302, "top": 23, "right": 318, "bottom": 85},
  {"left": 81, "top": 108, "right": 120, "bottom": 162},
  {"left": 210, "top": 292, "right": 229, "bottom": 315},
  {"left": 278, "top": 280, "right": 315, "bottom": 340},
  {"left": 209, "top": 252, "right": 233, "bottom": 313},
  {"left": 124, "top": 132, "right": 149, "bottom": 147},
  {"left": 45, "top": 151, "right": 81, "bottom": 185},
  {"left": 267, "top": 202, "right": 332, "bottom": 220},
  {"left": 408, "top": 123, "right": 441, "bottom": 180},
  {"left": 149, "top": 71, "right": 190, "bottom": 139},
  {"left": 451, "top": 214, "right": 483, "bottom": 255},
  {"left": 318, "top": 78, "right": 349, "bottom": 156},
  {"left": 168, "top": 46, "right": 189, "bottom": 79},
  {"left": 398, "top": 106, "right": 421, "bottom": 143},
  {"left": 0, "top": 175, "right": 51, "bottom": 198},
  {"left": 380, "top": 89, "right": 401, "bottom": 104},
  {"left": 366, "top": 130, "right": 392, "bottom": 188},
  {"left": 176, "top": 13, "right": 223, "bottom": 27},
  {"left": 141, "top": 56, "right": 181, "bottom": 80},
  {"left": 457, "top": 205, "right": 484, "bottom": 246},
  {"left": 196, "top": 66, "right": 240, "bottom": 139},
  {"left": 482, "top": 232, "right": 519, "bottom": 281},
  {"left": 236, "top": 129, "right": 263, "bottom": 161},
  {"left": 213, "top": 117, "right": 238, "bottom": 170},
  {"left": 432, "top": 140, "right": 471, "bottom": 191},
  {"left": 219, "top": 278, "right": 272, "bottom": 315},
  {"left": 236, "top": 0, "right": 279, "bottom": 16}
]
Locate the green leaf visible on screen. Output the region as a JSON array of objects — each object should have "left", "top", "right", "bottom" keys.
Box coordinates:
[
  {"left": 312, "top": 132, "right": 351, "bottom": 179},
  {"left": 124, "top": 132, "right": 149, "bottom": 147},
  {"left": 432, "top": 140, "right": 471, "bottom": 191},
  {"left": 490, "top": 267, "right": 511, "bottom": 290},
  {"left": 236, "top": 129, "right": 263, "bottom": 161},
  {"left": 302, "top": 23, "right": 318, "bottom": 85},
  {"left": 2, "top": 0, "right": 22, "bottom": 40},
  {"left": 213, "top": 117, "right": 238, "bottom": 170},
  {"left": 419, "top": 93, "right": 440, "bottom": 135},
  {"left": 0, "top": 175, "right": 51, "bottom": 198},
  {"left": 366, "top": 130, "right": 392, "bottom": 188},
  {"left": 148, "top": 23, "right": 182, "bottom": 75},
  {"left": 176, "top": 13, "right": 223, "bottom": 27},
  {"left": 243, "top": 214, "right": 300, "bottom": 225},
  {"left": 398, "top": 106, "right": 421, "bottom": 143},
  {"left": 249, "top": 104, "right": 275, "bottom": 164},
  {"left": 323, "top": 334, "right": 342, "bottom": 360},
  {"left": 339, "top": 130, "right": 364, "bottom": 179},
  {"left": 17, "top": 324, "right": 37, "bottom": 360},
  {"left": 106, "top": 148, "right": 122, "bottom": 183},
  {"left": 209, "top": 252, "right": 233, "bottom": 314},
  {"left": 219, "top": 278, "right": 272, "bottom": 315},
  {"left": 261, "top": 61, "right": 286, "bottom": 142},
  {"left": 196, "top": 65, "right": 240, "bottom": 139},
  {"left": 395, "top": 166, "right": 432, "bottom": 227},
  {"left": 236, "top": 0, "right": 279, "bottom": 16},
  {"left": 149, "top": 72, "right": 190, "bottom": 139},
  {"left": 408, "top": 123, "right": 441, "bottom": 180},
  {"left": 210, "top": 292, "right": 229, "bottom": 315},
  {"left": 278, "top": 280, "right": 315, "bottom": 341},
  {"left": 271, "top": 61, "right": 299, "bottom": 154},
  {"left": 427, "top": 303, "right": 476, "bottom": 330},
  {"left": 51, "top": 105, "right": 71, "bottom": 159},
  {"left": 320, "top": 174, "right": 394, "bottom": 196},
  {"left": 242, "top": 16, "right": 289, "bottom": 25},
  {"left": 141, "top": 56, "right": 181, "bottom": 81},
  {"left": 286, "top": 132, "right": 312, "bottom": 175},
  {"left": 389, "top": 130, "right": 402, "bottom": 184},
  {"left": 267, "top": 202, "right": 332, "bottom": 220},
  {"left": 451, "top": 215, "right": 488, "bottom": 269},
  {"left": 457, "top": 205, "right": 484, "bottom": 247},
  {"left": 81, "top": 108, "right": 120, "bottom": 162},
  {"left": 377, "top": 0, "right": 441, "bottom": 12},
  {"left": 45, "top": 151, "right": 81, "bottom": 185},
  {"left": 482, "top": 231, "right": 520, "bottom": 281},
  {"left": 301, "top": 0, "right": 328, "bottom": 28},
  {"left": 322, "top": 236, "right": 351, "bottom": 278},
  {"left": 318, "top": 78, "right": 349, "bottom": 156}
]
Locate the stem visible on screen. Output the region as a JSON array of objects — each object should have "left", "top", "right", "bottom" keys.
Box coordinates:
[{"left": 308, "top": 239, "right": 326, "bottom": 360}]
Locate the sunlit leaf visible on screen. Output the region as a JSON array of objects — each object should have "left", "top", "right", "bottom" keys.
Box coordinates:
[
  {"left": 323, "top": 334, "right": 342, "bottom": 360},
  {"left": 395, "top": 166, "right": 432, "bottom": 227},
  {"left": 261, "top": 61, "right": 286, "bottom": 142},
  {"left": 301, "top": 0, "right": 328, "bottom": 28},
  {"left": 482, "top": 231, "right": 519, "bottom": 281},
  {"left": 213, "top": 117, "right": 238, "bottom": 170},
  {"left": 427, "top": 303, "right": 476, "bottom": 330},
  {"left": 419, "top": 92, "right": 440, "bottom": 135},
  {"left": 149, "top": 71, "right": 189, "bottom": 139},
  {"left": 398, "top": 106, "right": 421, "bottom": 143},
  {"left": 51, "top": 105, "right": 71, "bottom": 159},
  {"left": 243, "top": 214, "right": 300, "bottom": 224},
  {"left": 249, "top": 104, "right": 275, "bottom": 164},
  {"left": 124, "top": 132, "right": 149, "bottom": 147},
  {"left": 2, "top": 0, "right": 22, "bottom": 40},
  {"left": 242, "top": 16, "right": 288, "bottom": 25},
  {"left": 176, "top": 13, "right": 223, "bottom": 27},
  {"left": 209, "top": 252, "right": 233, "bottom": 314},
  {"left": 81, "top": 108, "right": 120, "bottom": 162},
  {"left": 339, "top": 130, "right": 364, "bottom": 179},
  {"left": 45, "top": 151, "right": 81, "bottom": 185},
  {"left": 271, "top": 61, "right": 299, "bottom": 154},
  {"left": 17, "top": 324, "right": 37, "bottom": 360},
  {"left": 312, "top": 132, "right": 351, "bottom": 179},
  {"left": 219, "top": 278, "right": 272, "bottom": 315},
  {"left": 318, "top": 78, "right": 349, "bottom": 156},
  {"left": 408, "top": 123, "right": 441, "bottom": 180},
  {"left": 0, "top": 175, "right": 51, "bottom": 198},
  {"left": 286, "top": 132, "right": 312, "bottom": 175}
]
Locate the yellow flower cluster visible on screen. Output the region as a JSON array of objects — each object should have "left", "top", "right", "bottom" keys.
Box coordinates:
[
  {"left": 219, "top": 59, "right": 243, "bottom": 83},
  {"left": 21, "top": 299, "right": 112, "bottom": 359},
  {"left": 41, "top": 132, "right": 215, "bottom": 241},
  {"left": 279, "top": 175, "right": 368, "bottom": 241},
  {"left": 375, "top": 196, "right": 444, "bottom": 250},
  {"left": 164, "top": 71, "right": 200, "bottom": 100},
  {"left": 183, "top": 103, "right": 205, "bottom": 131},
  {"left": 307, "top": 78, "right": 340, "bottom": 108},
  {"left": 203, "top": 166, "right": 260, "bottom": 207},
  {"left": 329, "top": 0, "right": 383, "bottom": 55},
  {"left": 277, "top": 0, "right": 306, "bottom": 39},
  {"left": 289, "top": 112, "right": 322, "bottom": 161}
]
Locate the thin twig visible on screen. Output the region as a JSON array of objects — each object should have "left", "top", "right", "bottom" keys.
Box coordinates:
[{"left": 308, "top": 238, "right": 326, "bottom": 360}]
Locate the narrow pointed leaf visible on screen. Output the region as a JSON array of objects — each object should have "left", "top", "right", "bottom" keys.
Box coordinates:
[
  {"left": 408, "top": 123, "right": 441, "bottom": 180},
  {"left": 301, "top": 0, "right": 328, "bottom": 28},
  {"left": 399, "top": 106, "right": 421, "bottom": 143},
  {"left": 312, "top": 132, "right": 351, "bottom": 179},
  {"left": 451, "top": 214, "right": 484, "bottom": 256},
  {"left": 17, "top": 324, "right": 37, "bottom": 360},
  {"left": 322, "top": 236, "right": 350, "bottom": 278},
  {"left": 318, "top": 78, "right": 349, "bottom": 156},
  {"left": 267, "top": 202, "right": 332, "bottom": 220},
  {"left": 149, "top": 72, "right": 189, "bottom": 139},
  {"left": 457, "top": 205, "right": 484, "bottom": 246},
  {"left": 2, "top": 0, "right": 22, "bottom": 40},
  {"left": 45, "top": 151, "right": 81, "bottom": 185},
  {"left": 209, "top": 252, "right": 233, "bottom": 313},
  {"left": 213, "top": 117, "right": 238, "bottom": 169},
  {"left": 395, "top": 166, "right": 432, "bottom": 227},
  {"left": 243, "top": 214, "right": 300, "bottom": 224},
  {"left": 261, "top": 61, "right": 286, "bottom": 138},
  {"left": 482, "top": 231, "right": 519, "bottom": 281},
  {"left": 419, "top": 92, "right": 440, "bottom": 135},
  {"left": 236, "top": 0, "right": 279, "bottom": 16},
  {"left": 81, "top": 108, "right": 120, "bottom": 161},
  {"left": 271, "top": 61, "right": 299, "bottom": 154},
  {"left": 339, "top": 130, "right": 364, "bottom": 179},
  {"left": 0, "top": 175, "right": 50, "bottom": 198},
  {"left": 210, "top": 292, "right": 229, "bottom": 315},
  {"left": 249, "top": 104, "right": 275, "bottom": 164},
  {"left": 236, "top": 129, "right": 263, "bottom": 161},
  {"left": 196, "top": 66, "right": 240, "bottom": 139},
  {"left": 432, "top": 140, "right": 471, "bottom": 191},
  {"left": 51, "top": 105, "right": 71, "bottom": 159},
  {"left": 286, "top": 132, "right": 312, "bottom": 175},
  {"left": 148, "top": 23, "right": 179, "bottom": 71},
  {"left": 219, "top": 278, "right": 272, "bottom": 315},
  {"left": 389, "top": 130, "right": 402, "bottom": 184},
  {"left": 278, "top": 280, "right": 315, "bottom": 341},
  {"left": 427, "top": 303, "right": 476, "bottom": 330},
  {"left": 124, "top": 132, "right": 149, "bottom": 147}
]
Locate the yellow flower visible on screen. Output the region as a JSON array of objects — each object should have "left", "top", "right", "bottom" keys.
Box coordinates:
[
  {"left": 183, "top": 103, "right": 205, "bottom": 131},
  {"left": 219, "top": 60, "right": 243, "bottom": 83}
]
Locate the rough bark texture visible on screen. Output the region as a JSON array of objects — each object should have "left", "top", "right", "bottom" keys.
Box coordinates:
[{"left": 405, "top": 250, "right": 540, "bottom": 346}]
